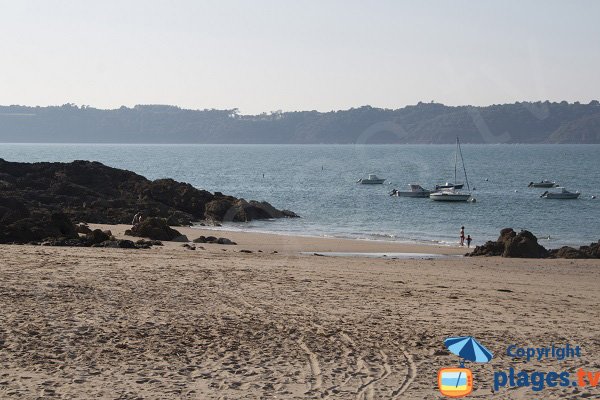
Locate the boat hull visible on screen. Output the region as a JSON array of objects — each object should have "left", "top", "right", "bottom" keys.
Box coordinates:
[
  {"left": 430, "top": 192, "right": 471, "bottom": 202},
  {"left": 542, "top": 193, "right": 580, "bottom": 199},
  {"left": 529, "top": 183, "right": 556, "bottom": 188},
  {"left": 359, "top": 179, "right": 385, "bottom": 184},
  {"left": 395, "top": 191, "right": 431, "bottom": 198}
]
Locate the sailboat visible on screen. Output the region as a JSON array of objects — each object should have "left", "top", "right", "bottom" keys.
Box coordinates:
[{"left": 430, "top": 138, "right": 472, "bottom": 202}]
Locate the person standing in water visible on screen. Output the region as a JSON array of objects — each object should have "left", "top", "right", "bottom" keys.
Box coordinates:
[
  {"left": 460, "top": 226, "right": 465, "bottom": 246},
  {"left": 466, "top": 234, "right": 472, "bottom": 248}
]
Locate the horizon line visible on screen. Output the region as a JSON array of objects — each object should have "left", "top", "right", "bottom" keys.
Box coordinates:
[{"left": 1, "top": 99, "right": 599, "bottom": 115}]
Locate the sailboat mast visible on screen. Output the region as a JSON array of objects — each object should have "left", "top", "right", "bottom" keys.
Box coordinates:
[
  {"left": 454, "top": 138, "right": 458, "bottom": 184},
  {"left": 457, "top": 137, "right": 470, "bottom": 191}
]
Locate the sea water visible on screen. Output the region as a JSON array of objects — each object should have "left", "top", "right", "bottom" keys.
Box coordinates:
[{"left": 1, "top": 143, "right": 599, "bottom": 247}]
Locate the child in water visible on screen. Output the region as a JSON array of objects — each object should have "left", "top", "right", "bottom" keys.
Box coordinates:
[{"left": 466, "top": 234, "right": 472, "bottom": 248}]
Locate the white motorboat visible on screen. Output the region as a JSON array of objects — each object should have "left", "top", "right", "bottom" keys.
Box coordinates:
[
  {"left": 357, "top": 174, "right": 385, "bottom": 184},
  {"left": 529, "top": 180, "right": 557, "bottom": 188},
  {"left": 430, "top": 138, "right": 472, "bottom": 202},
  {"left": 392, "top": 184, "right": 432, "bottom": 198},
  {"left": 541, "top": 187, "right": 580, "bottom": 199},
  {"left": 430, "top": 188, "right": 472, "bottom": 202}
]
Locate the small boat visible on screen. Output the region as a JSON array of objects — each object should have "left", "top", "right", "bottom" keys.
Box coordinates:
[
  {"left": 430, "top": 188, "right": 472, "bottom": 202},
  {"left": 357, "top": 174, "right": 385, "bottom": 184},
  {"left": 540, "top": 187, "right": 580, "bottom": 199},
  {"left": 430, "top": 137, "right": 472, "bottom": 202},
  {"left": 435, "top": 182, "right": 464, "bottom": 190},
  {"left": 528, "top": 180, "right": 557, "bottom": 188},
  {"left": 392, "top": 184, "right": 432, "bottom": 198}
]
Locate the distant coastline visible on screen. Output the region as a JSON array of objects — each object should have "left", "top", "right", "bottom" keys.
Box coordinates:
[{"left": 1, "top": 101, "right": 599, "bottom": 144}]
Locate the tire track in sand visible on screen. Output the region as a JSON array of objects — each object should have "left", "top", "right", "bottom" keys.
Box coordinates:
[
  {"left": 355, "top": 350, "right": 391, "bottom": 400},
  {"left": 298, "top": 338, "right": 323, "bottom": 392},
  {"left": 391, "top": 347, "right": 416, "bottom": 399}
]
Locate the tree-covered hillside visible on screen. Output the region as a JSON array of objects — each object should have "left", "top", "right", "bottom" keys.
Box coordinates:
[{"left": 1, "top": 101, "right": 599, "bottom": 144}]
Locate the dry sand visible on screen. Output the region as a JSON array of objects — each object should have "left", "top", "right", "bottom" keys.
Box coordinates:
[{"left": 0, "top": 227, "right": 598, "bottom": 399}]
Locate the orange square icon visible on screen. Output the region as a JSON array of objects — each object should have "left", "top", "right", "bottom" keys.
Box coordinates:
[{"left": 438, "top": 367, "right": 473, "bottom": 398}]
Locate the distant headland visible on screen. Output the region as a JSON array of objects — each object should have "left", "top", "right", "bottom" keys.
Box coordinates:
[{"left": 1, "top": 101, "right": 599, "bottom": 144}]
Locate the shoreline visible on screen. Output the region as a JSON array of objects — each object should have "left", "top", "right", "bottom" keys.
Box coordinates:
[
  {"left": 189, "top": 222, "right": 463, "bottom": 248},
  {"left": 90, "top": 223, "right": 469, "bottom": 256}
]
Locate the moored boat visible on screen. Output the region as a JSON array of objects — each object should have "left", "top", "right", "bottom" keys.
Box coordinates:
[
  {"left": 357, "top": 174, "right": 385, "bottom": 184},
  {"left": 529, "top": 180, "right": 557, "bottom": 188},
  {"left": 540, "top": 187, "right": 580, "bottom": 199},
  {"left": 430, "top": 188, "right": 472, "bottom": 202},
  {"left": 430, "top": 137, "right": 472, "bottom": 202},
  {"left": 392, "top": 184, "right": 432, "bottom": 198}
]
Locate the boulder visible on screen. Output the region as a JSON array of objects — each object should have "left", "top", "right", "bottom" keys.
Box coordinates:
[
  {"left": 125, "top": 217, "right": 182, "bottom": 241},
  {"left": 502, "top": 230, "right": 548, "bottom": 258},
  {"left": 216, "top": 237, "right": 236, "bottom": 245},
  {"left": 468, "top": 228, "right": 548, "bottom": 258},
  {"left": 193, "top": 236, "right": 207, "bottom": 243},
  {"left": 86, "top": 229, "right": 111, "bottom": 245}
]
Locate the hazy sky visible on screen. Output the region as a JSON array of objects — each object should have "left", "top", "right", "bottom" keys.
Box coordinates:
[{"left": 1, "top": 0, "right": 599, "bottom": 113}]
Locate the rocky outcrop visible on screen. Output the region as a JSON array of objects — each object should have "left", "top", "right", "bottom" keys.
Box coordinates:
[
  {"left": 0, "top": 159, "right": 298, "bottom": 244},
  {"left": 468, "top": 228, "right": 548, "bottom": 258},
  {"left": 469, "top": 229, "right": 599, "bottom": 259},
  {"left": 547, "top": 241, "right": 600, "bottom": 259}
]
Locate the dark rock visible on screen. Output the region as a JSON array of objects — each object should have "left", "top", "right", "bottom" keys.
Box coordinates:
[
  {"left": 75, "top": 223, "right": 92, "bottom": 234},
  {"left": 503, "top": 230, "right": 548, "bottom": 258},
  {"left": 182, "top": 243, "right": 195, "bottom": 250},
  {"left": 204, "top": 198, "right": 300, "bottom": 222},
  {"left": 1, "top": 212, "right": 78, "bottom": 244},
  {"left": 125, "top": 217, "right": 182, "bottom": 241},
  {"left": 92, "top": 239, "right": 137, "bottom": 249},
  {"left": 547, "top": 241, "right": 600, "bottom": 259},
  {"left": 135, "top": 239, "right": 163, "bottom": 247},
  {"left": 86, "top": 229, "right": 111, "bottom": 245},
  {"left": 470, "top": 228, "right": 599, "bottom": 259},
  {"left": 468, "top": 240, "right": 504, "bottom": 257},
  {"left": 171, "top": 235, "right": 189, "bottom": 242},
  {"left": 216, "top": 237, "right": 236, "bottom": 245},
  {"left": 468, "top": 228, "right": 548, "bottom": 258},
  {"left": 0, "top": 159, "right": 297, "bottom": 244},
  {"left": 193, "top": 236, "right": 207, "bottom": 243},
  {"left": 239, "top": 249, "right": 253, "bottom": 253}
]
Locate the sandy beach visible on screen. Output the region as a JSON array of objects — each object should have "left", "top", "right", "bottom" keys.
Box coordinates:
[{"left": 0, "top": 227, "right": 599, "bottom": 399}]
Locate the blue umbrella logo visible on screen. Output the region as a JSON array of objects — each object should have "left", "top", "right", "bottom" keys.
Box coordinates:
[
  {"left": 445, "top": 336, "right": 493, "bottom": 366},
  {"left": 442, "top": 336, "right": 493, "bottom": 393}
]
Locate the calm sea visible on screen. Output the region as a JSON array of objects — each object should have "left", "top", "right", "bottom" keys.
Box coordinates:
[{"left": 1, "top": 143, "right": 599, "bottom": 247}]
